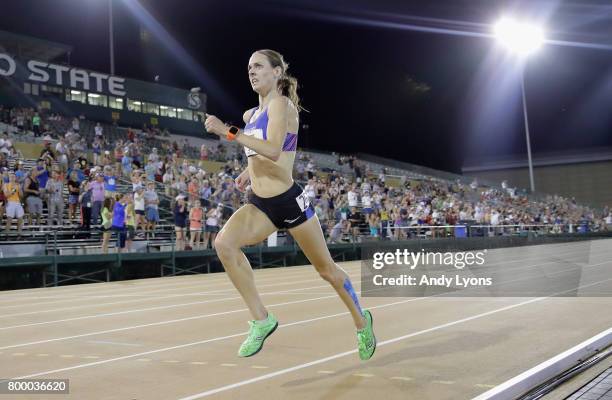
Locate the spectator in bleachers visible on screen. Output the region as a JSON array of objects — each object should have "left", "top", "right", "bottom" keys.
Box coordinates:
[
  {"left": 55, "top": 137, "right": 69, "bottom": 173},
  {"left": 103, "top": 166, "right": 118, "bottom": 199},
  {"left": 174, "top": 194, "right": 188, "bottom": 251},
  {"left": 79, "top": 179, "right": 92, "bottom": 233},
  {"left": 144, "top": 181, "right": 159, "bottom": 237},
  {"left": 111, "top": 193, "right": 129, "bottom": 253},
  {"left": 101, "top": 150, "right": 112, "bottom": 167},
  {"left": 4, "top": 172, "right": 24, "bottom": 236},
  {"left": 189, "top": 201, "right": 203, "bottom": 248},
  {"left": 328, "top": 219, "right": 350, "bottom": 244},
  {"left": 101, "top": 197, "right": 114, "bottom": 253},
  {"left": 32, "top": 112, "right": 41, "bottom": 137},
  {"left": 125, "top": 194, "right": 136, "bottom": 251},
  {"left": 24, "top": 168, "right": 44, "bottom": 227},
  {"left": 46, "top": 170, "right": 65, "bottom": 226},
  {"left": 203, "top": 203, "right": 222, "bottom": 249},
  {"left": 95, "top": 122, "right": 103, "bottom": 138},
  {"left": 121, "top": 147, "right": 133, "bottom": 178},
  {"left": 90, "top": 173, "right": 105, "bottom": 225},
  {"left": 71, "top": 117, "right": 80, "bottom": 133},
  {"left": 133, "top": 185, "right": 145, "bottom": 236},
  {"left": 92, "top": 137, "right": 102, "bottom": 166}
]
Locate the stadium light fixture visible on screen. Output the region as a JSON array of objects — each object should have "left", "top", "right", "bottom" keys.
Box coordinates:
[
  {"left": 71, "top": 90, "right": 81, "bottom": 95},
  {"left": 494, "top": 17, "right": 544, "bottom": 56},
  {"left": 88, "top": 93, "right": 100, "bottom": 98},
  {"left": 493, "top": 17, "right": 545, "bottom": 193}
]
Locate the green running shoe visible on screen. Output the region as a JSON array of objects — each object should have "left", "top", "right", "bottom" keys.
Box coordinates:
[
  {"left": 357, "top": 310, "right": 376, "bottom": 360},
  {"left": 238, "top": 312, "right": 278, "bottom": 357}
]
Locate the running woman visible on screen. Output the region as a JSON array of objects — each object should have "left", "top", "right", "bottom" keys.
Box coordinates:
[{"left": 204, "top": 49, "right": 376, "bottom": 359}]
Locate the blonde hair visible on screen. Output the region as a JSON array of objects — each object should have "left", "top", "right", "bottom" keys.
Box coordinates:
[{"left": 256, "top": 49, "right": 303, "bottom": 112}]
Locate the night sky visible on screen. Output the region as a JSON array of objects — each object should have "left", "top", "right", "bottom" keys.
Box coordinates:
[{"left": 2, "top": 0, "right": 612, "bottom": 173}]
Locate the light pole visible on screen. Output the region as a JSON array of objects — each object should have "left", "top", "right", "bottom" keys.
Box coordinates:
[
  {"left": 109, "top": 0, "right": 115, "bottom": 75},
  {"left": 494, "top": 17, "right": 545, "bottom": 193}
]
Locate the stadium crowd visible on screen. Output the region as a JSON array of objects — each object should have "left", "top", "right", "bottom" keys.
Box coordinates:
[{"left": 0, "top": 105, "right": 610, "bottom": 253}]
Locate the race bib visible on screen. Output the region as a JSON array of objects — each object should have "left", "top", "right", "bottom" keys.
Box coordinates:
[
  {"left": 243, "top": 128, "right": 264, "bottom": 157},
  {"left": 295, "top": 191, "right": 311, "bottom": 212}
]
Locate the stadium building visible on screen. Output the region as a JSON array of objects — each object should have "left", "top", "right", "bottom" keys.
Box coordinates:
[{"left": 0, "top": 30, "right": 206, "bottom": 136}]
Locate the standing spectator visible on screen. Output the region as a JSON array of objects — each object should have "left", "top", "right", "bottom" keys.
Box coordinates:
[
  {"left": 71, "top": 117, "right": 80, "bottom": 133},
  {"left": 121, "top": 148, "right": 133, "bottom": 178},
  {"left": 203, "top": 203, "right": 223, "bottom": 249},
  {"left": 188, "top": 177, "right": 199, "bottom": 205},
  {"left": 174, "top": 195, "right": 188, "bottom": 250},
  {"left": 79, "top": 180, "right": 92, "bottom": 233},
  {"left": 111, "top": 194, "right": 128, "bottom": 253},
  {"left": 94, "top": 122, "right": 103, "bottom": 138},
  {"left": 3, "top": 172, "right": 24, "bottom": 237},
  {"left": 67, "top": 171, "right": 80, "bottom": 224},
  {"left": 101, "top": 197, "right": 114, "bottom": 253},
  {"left": 92, "top": 137, "right": 102, "bottom": 166},
  {"left": 24, "top": 169, "right": 43, "bottom": 227},
  {"left": 199, "top": 179, "right": 212, "bottom": 208},
  {"left": 103, "top": 167, "right": 117, "bottom": 198},
  {"left": 56, "top": 137, "right": 69, "bottom": 173},
  {"left": 32, "top": 112, "right": 41, "bottom": 137},
  {"left": 189, "top": 201, "right": 203, "bottom": 248},
  {"left": 90, "top": 173, "right": 105, "bottom": 224},
  {"left": 125, "top": 194, "right": 136, "bottom": 252},
  {"left": 144, "top": 181, "right": 159, "bottom": 237},
  {"left": 46, "top": 170, "right": 65, "bottom": 226},
  {"left": 200, "top": 144, "right": 208, "bottom": 160},
  {"left": 306, "top": 159, "right": 315, "bottom": 179},
  {"left": 133, "top": 185, "right": 146, "bottom": 235}
]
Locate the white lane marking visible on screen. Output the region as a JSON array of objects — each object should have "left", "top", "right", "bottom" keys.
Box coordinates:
[
  {"left": 432, "top": 380, "right": 455, "bottom": 385},
  {"left": 317, "top": 370, "right": 335, "bottom": 374},
  {"left": 190, "top": 362, "right": 208, "bottom": 365},
  {"left": 353, "top": 373, "right": 375, "bottom": 378},
  {"left": 87, "top": 340, "right": 143, "bottom": 347},
  {"left": 390, "top": 377, "right": 413, "bottom": 382},
  {"left": 251, "top": 366, "right": 268, "bottom": 369},
  {"left": 220, "top": 364, "right": 237, "bottom": 367}
]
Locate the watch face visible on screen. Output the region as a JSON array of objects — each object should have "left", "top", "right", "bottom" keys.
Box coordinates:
[{"left": 229, "top": 126, "right": 239, "bottom": 134}]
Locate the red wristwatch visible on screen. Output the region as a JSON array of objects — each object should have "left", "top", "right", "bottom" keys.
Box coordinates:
[{"left": 227, "top": 126, "right": 239, "bottom": 141}]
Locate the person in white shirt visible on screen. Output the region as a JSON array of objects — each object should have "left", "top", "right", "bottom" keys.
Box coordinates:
[
  {"left": 304, "top": 179, "right": 316, "bottom": 203},
  {"left": 347, "top": 185, "right": 358, "bottom": 208},
  {"left": 95, "top": 122, "right": 103, "bottom": 137},
  {"left": 362, "top": 191, "right": 373, "bottom": 214}
]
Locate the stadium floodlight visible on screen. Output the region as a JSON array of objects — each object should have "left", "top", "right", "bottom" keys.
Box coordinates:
[
  {"left": 494, "top": 17, "right": 545, "bottom": 56},
  {"left": 493, "top": 17, "right": 545, "bottom": 193}
]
